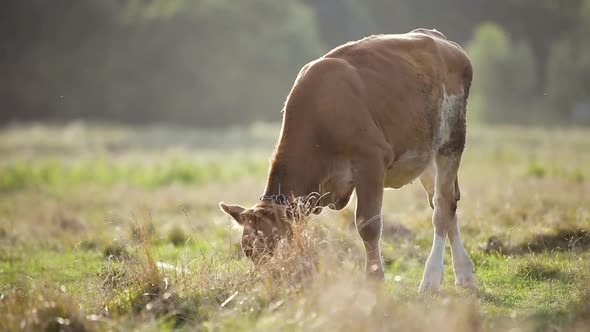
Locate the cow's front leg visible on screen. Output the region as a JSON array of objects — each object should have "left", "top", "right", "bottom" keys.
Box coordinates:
[{"left": 354, "top": 163, "right": 385, "bottom": 280}]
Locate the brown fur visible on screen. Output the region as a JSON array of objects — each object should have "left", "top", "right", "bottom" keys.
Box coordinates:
[{"left": 220, "top": 29, "right": 474, "bottom": 286}]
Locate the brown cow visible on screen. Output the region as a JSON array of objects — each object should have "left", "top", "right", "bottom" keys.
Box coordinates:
[{"left": 220, "top": 28, "right": 475, "bottom": 292}]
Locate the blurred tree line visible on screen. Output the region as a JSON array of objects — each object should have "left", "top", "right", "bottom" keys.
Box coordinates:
[{"left": 1, "top": 0, "right": 589, "bottom": 126}]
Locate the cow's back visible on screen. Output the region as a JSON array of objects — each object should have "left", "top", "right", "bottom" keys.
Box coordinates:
[
  {"left": 322, "top": 31, "right": 470, "bottom": 146},
  {"left": 325, "top": 31, "right": 471, "bottom": 99},
  {"left": 318, "top": 31, "right": 471, "bottom": 187}
]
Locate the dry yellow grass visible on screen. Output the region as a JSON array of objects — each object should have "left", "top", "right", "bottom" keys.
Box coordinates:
[{"left": 0, "top": 123, "right": 589, "bottom": 331}]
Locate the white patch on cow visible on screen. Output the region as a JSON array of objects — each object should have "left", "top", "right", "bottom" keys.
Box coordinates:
[
  {"left": 419, "top": 234, "right": 446, "bottom": 292},
  {"left": 435, "top": 85, "right": 463, "bottom": 150}
]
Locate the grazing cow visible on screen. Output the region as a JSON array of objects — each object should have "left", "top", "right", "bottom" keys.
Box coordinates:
[{"left": 220, "top": 28, "right": 475, "bottom": 292}]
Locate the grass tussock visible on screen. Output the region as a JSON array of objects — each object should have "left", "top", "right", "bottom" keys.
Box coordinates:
[
  {"left": 167, "top": 225, "right": 190, "bottom": 247},
  {"left": 130, "top": 220, "right": 158, "bottom": 245},
  {"left": 0, "top": 284, "right": 99, "bottom": 332},
  {"left": 102, "top": 219, "right": 159, "bottom": 261},
  {"left": 103, "top": 241, "right": 131, "bottom": 261},
  {"left": 97, "top": 222, "right": 248, "bottom": 328},
  {"left": 516, "top": 261, "right": 562, "bottom": 281},
  {"left": 526, "top": 161, "right": 547, "bottom": 178}
]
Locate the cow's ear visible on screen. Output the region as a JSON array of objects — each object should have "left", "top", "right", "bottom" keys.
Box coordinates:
[{"left": 219, "top": 202, "right": 246, "bottom": 225}]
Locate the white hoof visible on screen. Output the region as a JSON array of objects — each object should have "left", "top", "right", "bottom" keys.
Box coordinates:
[
  {"left": 453, "top": 259, "right": 476, "bottom": 290},
  {"left": 454, "top": 269, "right": 476, "bottom": 289},
  {"left": 419, "top": 265, "right": 443, "bottom": 293}
]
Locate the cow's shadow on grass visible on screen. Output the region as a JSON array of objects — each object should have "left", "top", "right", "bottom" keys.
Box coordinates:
[{"left": 481, "top": 228, "right": 590, "bottom": 255}]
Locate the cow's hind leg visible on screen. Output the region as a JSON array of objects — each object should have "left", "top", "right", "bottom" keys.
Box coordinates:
[
  {"left": 419, "top": 147, "right": 475, "bottom": 291},
  {"left": 420, "top": 160, "right": 474, "bottom": 290},
  {"left": 419, "top": 153, "right": 455, "bottom": 292},
  {"left": 422, "top": 154, "right": 475, "bottom": 291},
  {"left": 447, "top": 176, "right": 475, "bottom": 289}
]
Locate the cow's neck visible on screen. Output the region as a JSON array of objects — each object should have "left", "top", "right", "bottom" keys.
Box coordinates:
[
  {"left": 262, "top": 122, "right": 318, "bottom": 200},
  {"left": 263, "top": 152, "right": 313, "bottom": 200}
]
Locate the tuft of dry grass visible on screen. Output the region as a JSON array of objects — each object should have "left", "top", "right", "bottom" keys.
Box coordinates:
[
  {"left": 207, "top": 219, "right": 484, "bottom": 332},
  {"left": 0, "top": 284, "right": 99, "bottom": 332},
  {"left": 103, "top": 241, "right": 131, "bottom": 261}
]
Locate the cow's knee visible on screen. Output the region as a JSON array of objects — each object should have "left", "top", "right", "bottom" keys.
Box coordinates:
[
  {"left": 356, "top": 214, "right": 382, "bottom": 242},
  {"left": 441, "top": 197, "right": 458, "bottom": 215},
  {"left": 356, "top": 213, "right": 384, "bottom": 279},
  {"left": 432, "top": 195, "right": 457, "bottom": 231}
]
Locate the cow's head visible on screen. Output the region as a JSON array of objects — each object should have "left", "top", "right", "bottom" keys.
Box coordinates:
[{"left": 219, "top": 202, "right": 291, "bottom": 263}]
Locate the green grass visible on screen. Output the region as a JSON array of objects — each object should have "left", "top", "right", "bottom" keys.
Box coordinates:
[
  {"left": 0, "top": 249, "right": 102, "bottom": 287},
  {"left": 1, "top": 123, "right": 589, "bottom": 331},
  {"left": 0, "top": 157, "right": 268, "bottom": 191}
]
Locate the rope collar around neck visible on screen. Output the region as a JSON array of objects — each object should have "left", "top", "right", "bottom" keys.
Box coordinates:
[{"left": 259, "top": 193, "right": 288, "bottom": 205}]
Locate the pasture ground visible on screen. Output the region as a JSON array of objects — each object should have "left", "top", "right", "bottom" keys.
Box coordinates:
[{"left": 0, "top": 123, "right": 589, "bottom": 331}]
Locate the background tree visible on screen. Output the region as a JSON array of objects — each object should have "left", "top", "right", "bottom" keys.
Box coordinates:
[
  {"left": 467, "top": 23, "right": 537, "bottom": 123},
  {"left": 0, "top": 0, "right": 323, "bottom": 126},
  {"left": 0, "top": 0, "right": 589, "bottom": 126},
  {"left": 546, "top": 0, "right": 590, "bottom": 118}
]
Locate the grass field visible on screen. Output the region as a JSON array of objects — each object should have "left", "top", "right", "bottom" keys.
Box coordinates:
[{"left": 1, "top": 122, "right": 589, "bottom": 331}]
